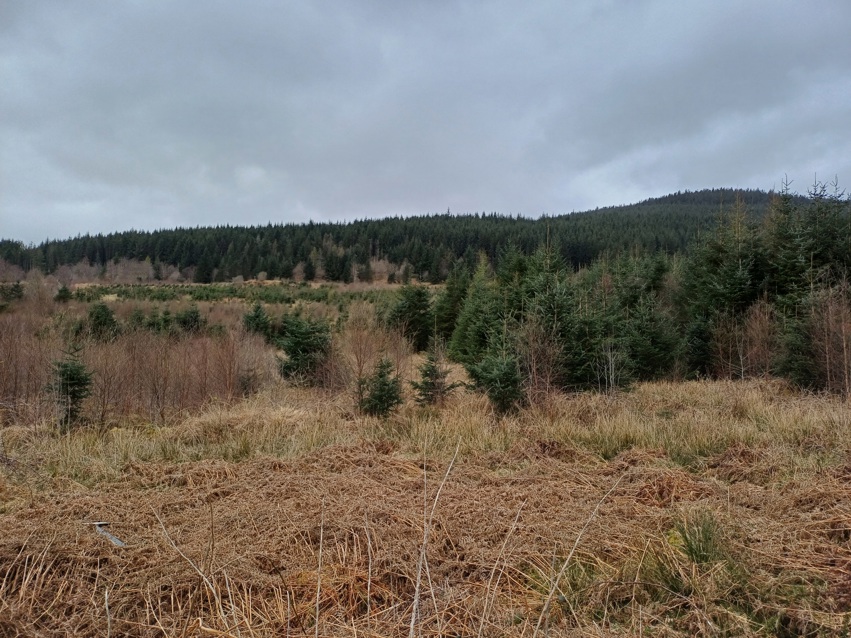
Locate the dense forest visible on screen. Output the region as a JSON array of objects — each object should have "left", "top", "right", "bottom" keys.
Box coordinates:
[
  {"left": 1, "top": 188, "right": 785, "bottom": 283},
  {"left": 409, "top": 181, "right": 850, "bottom": 399},
  {"left": 231, "top": 180, "right": 848, "bottom": 402}
]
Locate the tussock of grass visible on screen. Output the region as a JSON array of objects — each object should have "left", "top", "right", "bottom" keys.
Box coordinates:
[{"left": 2, "top": 379, "right": 851, "bottom": 635}]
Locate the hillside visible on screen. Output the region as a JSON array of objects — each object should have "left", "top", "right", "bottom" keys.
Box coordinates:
[{"left": 1, "top": 188, "right": 781, "bottom": 283}]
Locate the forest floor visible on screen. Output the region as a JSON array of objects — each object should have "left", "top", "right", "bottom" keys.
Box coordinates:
[{"left": 2, "top": 379, "right": 851, "bottom": 637}]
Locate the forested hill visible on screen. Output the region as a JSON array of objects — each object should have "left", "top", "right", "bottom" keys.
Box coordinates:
[{"left": 1, "top": 188, "right": 782, "bottom": 282}]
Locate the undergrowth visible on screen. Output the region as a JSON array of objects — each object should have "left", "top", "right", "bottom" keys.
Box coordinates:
[{"left": 1, "top": 379, "right": 850, "bottom": 636}]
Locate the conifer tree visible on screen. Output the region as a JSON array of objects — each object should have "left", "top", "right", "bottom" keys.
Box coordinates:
[
  {"left": 387, "top": 284, "right": 433, "bottom": 352},
  {"left": 358, "top": 359, "right": 403, "bottom": 417},
  {"left": 411, "top": 340, "right": 461, "bottom": 406},
  {"left": 449, "top": 256, "right": 501, "bottom": 364},
  {"left": 49, "top": 346, "right": 92, "bottom": 433},
  {"left": 54, "top": 284, "right": 72, "bottom": 303}
]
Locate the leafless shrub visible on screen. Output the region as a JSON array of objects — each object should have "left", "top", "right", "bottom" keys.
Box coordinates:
[
  {"left": 595, "top": 341, "right": 630, "bottom": 394},
  {"left": 742, "top": 300, "right": 778, "bottom": 378},
  {"left": 809, "top": 283, "right": 851, "bottom": 396},
  {"left": 323, "top": 303, "right": 412, "bottom": 402},
  {"left": 0, "top": 312, "right": 58, "bottom": 424},
  {"left": 516, "top": 312, "right": 563, "bottom": 406},
  {"left": 712, "top": 302, "right": 779, "bottom": 380}
]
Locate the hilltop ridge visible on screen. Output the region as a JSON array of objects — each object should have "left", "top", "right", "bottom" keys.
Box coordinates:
[{"left": 1, "top": 188, "right": 787, "bottom": 283}]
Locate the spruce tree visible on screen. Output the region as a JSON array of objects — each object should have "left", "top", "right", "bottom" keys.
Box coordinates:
[
  {"left": 49, "top": 346, "right": 92, "bottom": 433},
  {"left": 276, "top": 315, "right": 330, "bottom": 383},
  {"left": 411, "top": 340, "right": 461, "bottom": 406},
  {"left": 467, "top": 348, "right": 524, "bottom": 414},
  {"left": 433, "top": 262, "right": 470, "bottom": 342},
  {"left": 387, "top": 284, "right": 433, "bottom": 352},
  {"left": 358, "top": 359, "right": 403, "bottom": 417},
  {"left": 449, "top": 256, "right": 501, "bottom": 364},
  {"left": 88, "top": 302, "right": 120, "bottom": 341},
  {"left": 243, "top": 303, "right": 271, "bottom": 338},
  {"left": 54, "top": 284, "right": 73, "bottom": 303}
]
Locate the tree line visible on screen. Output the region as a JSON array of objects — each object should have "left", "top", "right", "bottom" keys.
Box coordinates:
[{"left": 1, "top": 188, "right": 784, "bottom": 283}]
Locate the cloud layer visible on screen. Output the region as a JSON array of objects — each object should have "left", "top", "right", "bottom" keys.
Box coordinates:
[{"left": 3, "top": 0, "right": 850, "bottom": 243}]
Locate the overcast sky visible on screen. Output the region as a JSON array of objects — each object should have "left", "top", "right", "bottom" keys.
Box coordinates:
[{"left": 2, "top": 1, "right": 850, "bottom": 244}]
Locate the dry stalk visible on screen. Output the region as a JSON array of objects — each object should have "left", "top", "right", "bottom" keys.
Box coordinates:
[
  {"left": 363, "top": 515, "right": 374, "bottom": 631},
  {"left": 478, "top": 500, "right": 525, "bottom": 638},
  {"left": 409, "top": 440, "right": 460, "bottom": 638},
  {"left": 196, "top": 617, "right": 239, "bottom": 637},
  {"left": 316, "top": 496, "right": 325, "bottom": 638},
  {"left": 153, "top": 507, "right": 227, "bottom": 623},
  {"left": 532, "top": 472, "right": 626, "bottom": 638},
  {"left": 105, "top": 587, "right": 112, "bottom": 638}
]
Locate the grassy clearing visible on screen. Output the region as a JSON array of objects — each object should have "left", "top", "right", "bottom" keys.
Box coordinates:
[{"left": 1, "top": 379, "right": 851, "bottom": 636}]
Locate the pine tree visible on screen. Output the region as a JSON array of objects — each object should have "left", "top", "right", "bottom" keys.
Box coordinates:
[
  {"left": 449, "top": 257, "right": 501, "bottom": 364},
  {"left": 88, "top": 302, "right": 120, "bottom": 341},
  {"left": 387, "top": 284, "right": 433, "bottom": 352},
  {"left": 358, "top": 359, "right": 403, "bottom": 417},
  {"left": 276, "top": 315, "right": 331, "bottom": 383},
  {"left": 433, "top": 262, "right": 470, "bottom": 342},
  {"left": 411, "top": 340, "right": 461, "bottom": 406},
  {"left": 49, "top": 346, "right": 92, "bottom": 433},
  {"left": 54, "top": 284, "right": 73, "bottom": 303},
  {"left": 243, "top": 303, "right": 271, "bottom": 338}
]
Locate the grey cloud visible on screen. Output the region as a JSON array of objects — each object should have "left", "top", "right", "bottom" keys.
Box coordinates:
[{"left": 2, "top": 0, "right": 851, "bottom": 243}]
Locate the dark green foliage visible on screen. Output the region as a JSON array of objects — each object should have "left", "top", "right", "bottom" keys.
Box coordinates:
[
  {"left": 410, "top": 341, "right": 461, "bottom": 406},
  {"left": 128, "top": 308, "right": 146, "bottom": 331},
  {"left": 681, "top": 201, "right": 766, "bottom": 320},
  {"left": 48, "top": 346, "right": 92, "bottom": 433},
  {"left": 466, "top": 349, "right": 524, "bottom": 414},
  {"left": 243, "top": 303, "right": 271, "bottom": 337},
  {"left": 69, "top": 282, "right": 400, "bottom": 308},
  {"left": 275, "top": 315, "right": 331, "bottom": 382},
  {"left": 0, "top": 282, "right": 24, "bottom": 302},
  {"left": 774, "top": 302, "right": 821, "bottom": 391},
  {"left": 451, "top": 248, "right": 680, "bottom": 394},
  {"left": 358, "top": 359, "right": 403, "bottom": 417},
  {"left": 321, "top": 245, "right": 352, "bottom": 282},
  {"left": 683, "top": 315, "right": 713, "bottom": 378},
  {"left": 175, "top": 305, "right": 205, "bottom": 333},
  {"left": 54, "top": 284, "right": 73, "bottom": 303},
  {"left": 357, "top": 260, "right": 373, "bottom": 283},
  {"left": 193, "top": 251, "right": 215, "bottom": 283},
  {"left": 302, "top": 257, "right": 316, "bottom": 281},
  {"left": 143, "top": 308, "right": 174, "bottom": 333},
  {"left": 2, "top": 188, "right": 786, "bottom": 282},
  {"left": 387, "top": 284, "right": 433, "bottom": 352},
  {"left": 433, "top": 262, "right": 470, "bottom": 342},
  {"left": 449, "top": 258, "right": 502, "bottom": 364},
  {"left": 123, "top": 305, "right": 212, "bottom": 335},
  {"left": 87, "top": 302, "right": 120, "bottom": 341},
  {"left": 677, "top": 181, "right": 851, "bottom": 388},
  {"left": 621, "top": 296, "right": 681, "bottom": 381}
]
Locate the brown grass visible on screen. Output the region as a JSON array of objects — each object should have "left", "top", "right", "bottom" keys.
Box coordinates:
[{"left": 2, "top": 378, "right": 851, "bottom": 636}]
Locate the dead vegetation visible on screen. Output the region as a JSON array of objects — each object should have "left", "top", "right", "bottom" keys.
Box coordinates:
[{"left": 1, "top": 379, "right": 851, "bottom": 637}]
